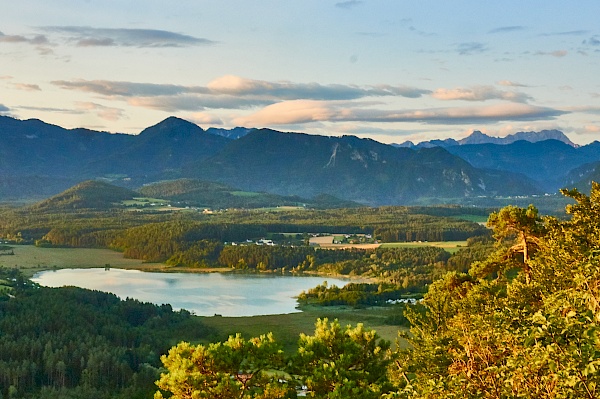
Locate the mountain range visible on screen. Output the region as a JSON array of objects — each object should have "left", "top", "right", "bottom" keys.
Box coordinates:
[
  {"left": 1, "top": 115, "right": 599, "bottom": 205},
  {"left": 396, "top": 129, "right": 577, "bottom": 148}
]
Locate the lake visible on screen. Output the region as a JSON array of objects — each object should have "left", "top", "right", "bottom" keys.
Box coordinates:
[{"left": 32, "top": 268, "right": 349, "bottom": 317}]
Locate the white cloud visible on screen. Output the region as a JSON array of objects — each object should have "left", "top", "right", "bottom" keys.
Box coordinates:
[
  {"left": 41, "top": 26, "right": 214, "bottom": 48},
  {"left": 431, "top": 86, "right": 532, "bottom": 103}
]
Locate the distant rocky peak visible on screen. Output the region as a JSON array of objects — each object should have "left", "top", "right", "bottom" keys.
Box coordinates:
[
  {"left": 457, "top": 129, "right": 576, "bottom": 147},
  {"left": 511, "top": 129, "right": 576, "bottom": 147},
  {"left": 458, "top": 130, "right": 493, "bottom": 145}
]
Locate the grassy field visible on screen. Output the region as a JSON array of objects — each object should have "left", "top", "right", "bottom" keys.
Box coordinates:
[
  {"left": 121, "top": 197, "right": 170, "bottom": 206},
  {"left": 200, "top": 305, "right": 409, "bottom": 353},
  {"left": 230, "top": 191, "right": 261, "bottom": 197},
  {"left": 379, "top": 240, "right": 468, "bottom": 254},
  {"left": 0, "top": 245, "right": 155, "bottom": 278},
  {"left": 449, "top": 214, "right": 489, "bottom": 223}
]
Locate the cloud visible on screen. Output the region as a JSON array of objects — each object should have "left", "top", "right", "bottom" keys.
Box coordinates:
[
  {"left": 207, "top": 75, "right": 430, "bottom": 100},
  {"left": 126, "top": 95, "right": 271, "bottom": 111},
  {"left": 584, "top": 125, "right": 600, "bottom": 133},
  {"left": 18, "top": 106, "right": 79, "bottom": 113},
  {"left": 75, "top": 102, "right": 124, "bottom": 121},
  {"left": 488, "top": 26, "right": 526, "bottom": 34},
  {"left": 431, "top": 86, "right": 532, "bottom": 103},
  {"left": 233, "top": 100, "right": 566, "bottom": 126},
  {"left": 188, "top": 112, "right": 224, "bottom": 126},
  {"left": 535, "top": 50, "right": 568, "bottom": 57},
  {"left": 0, "top": 31, "right": 49, "bottom": 45},
  {"left": 566, "top": 106, "right": 600, "bottom": 115},
  {"left": 0, "top": 32, "right": 28, "bottom": 43},
  {"left": 497, "top": 80, "right": 529, "bottom": 87},
  {"left": 456, "top": 42, "right": 487, "bottom": 55},
  {"left": 0, "top": 31, "right": 51, "bottom": 54},
  {"left": 0, "top": 104, "right": 10, "bottom": 114},
  {"left": 335, "top": 0, "right": 362, "bottom": 9},
  {"left": 12, "top": 83, "right": 41, "bottom": 91},
  {"left": 41, "top": 26, "right": 214, "bottom": 48},
  {"left": 52, "top": 79, "right": 209, "bottom": 97},
  {"left": 541, "top": 30, "right": 589, "bottom": 37},
  {"left": 584, "top": 36, "right": 600, "bottom": 46},
  {"left": 52, "top": 76, "right": 432, "bottom": 104}
]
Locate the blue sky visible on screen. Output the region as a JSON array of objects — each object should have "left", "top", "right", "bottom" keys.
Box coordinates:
[{"left": 2, "top": 1, "right": 599, "bottom": 144}]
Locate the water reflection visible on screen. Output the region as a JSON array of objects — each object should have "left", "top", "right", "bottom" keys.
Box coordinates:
[{"left": 32, "top": 268, "right": 349, "bottom": 317}]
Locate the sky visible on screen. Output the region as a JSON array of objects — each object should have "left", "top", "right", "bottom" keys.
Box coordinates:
[{"left": 2, "top": 1, "right": 600, "bottom": 144}]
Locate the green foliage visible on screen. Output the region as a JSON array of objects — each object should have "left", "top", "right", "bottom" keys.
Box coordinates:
[
  {"left": 293, "top": 318, "right": 392, "bottom": 398},
  {"left": 155, "top": 334, "right": 294, "bottom": 399},
  {"left": 391, "top": 183, "right": 600, "bottom": 398},
  {"left": 156, "top": 319, "right": 391, "bottom": 399},
  {"left": 30, "top": 180, "right": 138, "bottom": 212}
]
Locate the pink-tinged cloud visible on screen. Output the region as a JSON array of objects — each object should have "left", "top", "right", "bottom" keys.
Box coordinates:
[
  {"left": 535, "top": 50, "right": 568, "bottom": 57},
  {"left": 584, "top": 125, "right": 600, "bottom": 133},
  {"left": 76, "top": 102, "right": 124, "bottom": 121},
  {"left": 207, "top": 75, "right": 430, "bottom": 100},
  {"left": 0, "top": 31, "right": 49, "bottom": 45},
  {"left": 12, "top": 83, "right": 41, "bottom": 91},
  {"left": 497, "top": 80, "right": 529, "bottom": 87},
  {"left": 234, "top": 101, "right": 565, "bottom": 126},
  {"left": 189, "top": 112, "right": 223, "bottom": 126},
  {"left": 431, "top": 85, "right": 531, "bottom": 102},
  {"left": 234, "top": 100, "right": 335, "bottom": 125}
]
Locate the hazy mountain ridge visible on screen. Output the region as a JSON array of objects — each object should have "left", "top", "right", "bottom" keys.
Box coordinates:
[
  {"left": 185, "top": 129, "right": 542, "bottom": 205},
  {"left": 397, "top": 129, "right": 576, "bottom": 148},
  {"left": 444, "top": 140, "right": 600, "bottom": 192},
  {"left": 206, "top": 126, "right": 254, "bottom": 140},
  {"left": 2, "top": 115, "right": 598, "bottom": 204}
]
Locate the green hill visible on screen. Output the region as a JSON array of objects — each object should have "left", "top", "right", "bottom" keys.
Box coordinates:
[
  {"left": 138, "top": 178, "right": 361, "bottom": 209},
  {"left": 30, "top": 180, "right": 139, "bottom": 211}
]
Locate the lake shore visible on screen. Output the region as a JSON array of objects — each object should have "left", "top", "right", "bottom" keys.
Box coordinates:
[{"left": 5, "top": 245, "right": 374, "bottom": 283}]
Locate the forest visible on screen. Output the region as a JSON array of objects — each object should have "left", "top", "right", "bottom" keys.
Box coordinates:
[{"left": 0, "top": 267, "right": 215, "bottom": 399}]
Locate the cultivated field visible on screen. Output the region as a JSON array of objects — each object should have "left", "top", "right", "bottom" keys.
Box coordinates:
[
  {"left": 310, "top": 236, "right": 468, "bottom": 253},
  {"left": 1, "top": 245, "right": 154, "bottom": 277},
  {"left": 379, "top": 240, "right": 468, "bottom": 254}
]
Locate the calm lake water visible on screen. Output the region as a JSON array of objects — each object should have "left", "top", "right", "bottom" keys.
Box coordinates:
[{"left": 32, "top": 268, "right": 349, "bottom": 317}]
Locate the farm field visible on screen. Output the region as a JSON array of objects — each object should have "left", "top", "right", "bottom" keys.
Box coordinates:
[
  {"left": 200, "top": 305, "right": 408, "bottom": 354},
  {"left": 379, "top": 240, "right": 468, "bottom": 254},
  {"left": 310, "top": 235, "right": 468, "bottom": 253},
  {"left": 1, "top": 245, "right": 155, "bottom": 278}
]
